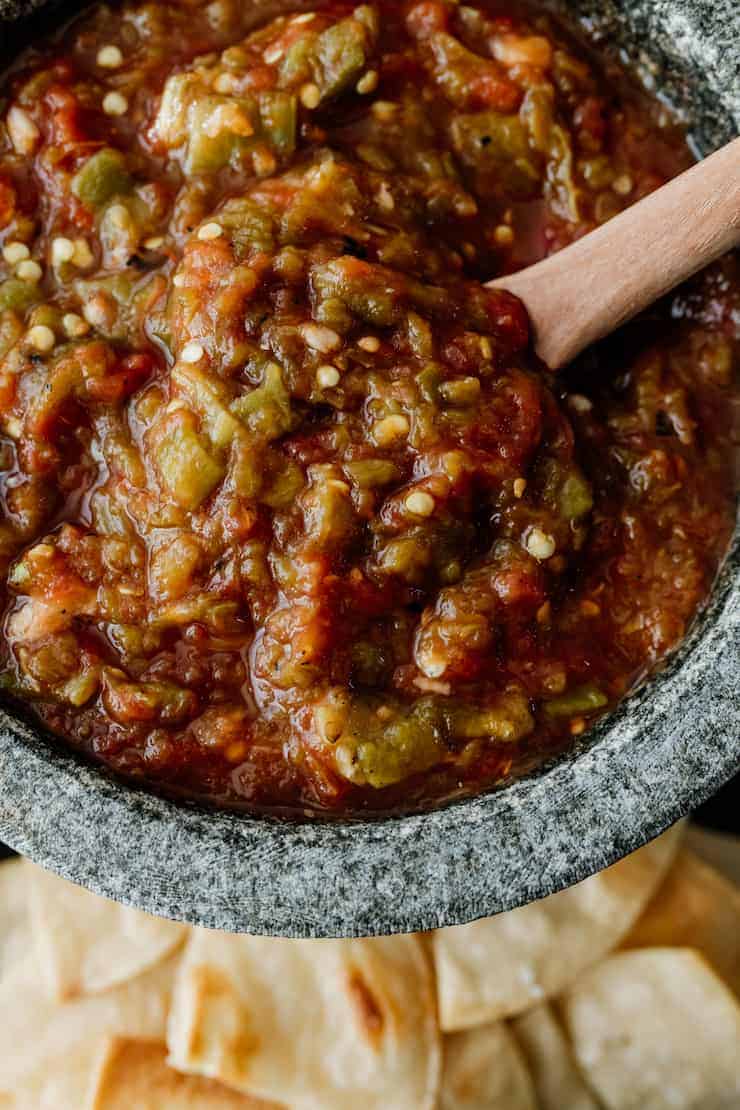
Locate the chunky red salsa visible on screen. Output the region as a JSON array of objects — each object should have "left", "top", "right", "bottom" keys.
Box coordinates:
[{"left": 0, "top": 0, "right": 736, "bottom": 813}]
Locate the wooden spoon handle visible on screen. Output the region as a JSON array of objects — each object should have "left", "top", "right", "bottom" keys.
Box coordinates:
[{"left": 487, "top": 137, "right": 740, "bottom": 369}]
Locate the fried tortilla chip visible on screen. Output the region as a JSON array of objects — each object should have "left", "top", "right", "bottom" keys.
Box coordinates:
[
  {"left": 2, "top": 1043, "right": 102, "bottom": 1110},
  {"left": 560, "top": 948, "right": 740, "bottom": 1110},
  {"left": 167, "top": 930, "right": 440, "bottom": 1109},
  {"left": 510, "top": 1004, "right": 600, "bottom": 1110},
  {"left": 89, "top": 1038, "right": 280, "bottom": 1109},
  {"left": 440, "top": 1023, "right": 537, "bottom": 1109},
  {"left": 28, "top": 862, "right": 186, "bottom": 1001},
  {"left": 0, "top": 859, "right": 29, "bottom": 981},
  {"left": 433, "top": 825, "right": 682, "bottom": 1030},
  {"left": 623, "top": 850, "right": 740, "bottom": 998},
  {"left": 0, "top": 951, "right": 178, "bottom": 1089}
]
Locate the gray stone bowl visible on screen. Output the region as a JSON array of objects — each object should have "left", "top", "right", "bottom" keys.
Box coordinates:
[{"left": 0, "top": 0, "right": 738, "bottom": 937}]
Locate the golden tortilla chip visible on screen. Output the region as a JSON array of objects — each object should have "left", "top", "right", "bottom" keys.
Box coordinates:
[
  {"left": 0, "top": 950, "right": 178, "bottom": 1089},
  {"left": 623, "top": 850, "right": 740, "bottom": 998},
  {"left": 511, "top": 1004, "right": 600, "bottom": 1110},
  {"left": 89, "top": 1038, "right": 280, "bottom": 1109},
  {"left": 2, "top": 1043, "right": 102, "bottom": 1110},
  {"left": 560, "top": 948, "right": 740, "bottom": 1110},
  {"left": 28, "top": 862, "right": 186, "bottom": 1001},
  {"left": 440, "top": 1023, "right": 537, "bottom": 1109},
  {"left": 167, "top": 930, "right": 440, "bottom": 1109},
  {"left": 0, "top": 860, "right": 29, "bottom": 981},
  {"left": 433, "top": 825, "right": 682, "bottom": 1030}
]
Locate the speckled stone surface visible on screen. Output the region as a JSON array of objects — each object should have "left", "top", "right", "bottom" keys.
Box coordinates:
[{"left": 0, "top": 0, "right": 738, "bottom": 937}]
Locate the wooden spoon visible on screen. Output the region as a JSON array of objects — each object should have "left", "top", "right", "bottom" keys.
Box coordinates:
[{"left": 487, "top": 136, "right": 740, "bottom": 369}]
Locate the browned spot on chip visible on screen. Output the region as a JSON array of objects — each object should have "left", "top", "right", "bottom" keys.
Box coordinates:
[
  {"left": 188, "top": 964, "right": 259, "bottom": 1077},
  {"left": 347, "top": 968, "right": 385, "bottom": 1047}
]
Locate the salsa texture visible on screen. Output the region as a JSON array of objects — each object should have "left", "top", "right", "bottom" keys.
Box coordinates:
[{"left": 0, "top": 0, "right": 736, "bottom": 813}]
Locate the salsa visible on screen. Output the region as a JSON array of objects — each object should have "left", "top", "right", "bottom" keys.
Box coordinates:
[{"left": 0, "top": 0, "right": 736, "bottom": 813}]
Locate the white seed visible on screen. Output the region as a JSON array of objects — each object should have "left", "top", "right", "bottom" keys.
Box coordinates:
[
  {"left": 2, "top": 241, "right": 30, "bottom": 265},
  {"left": 300, "top": 322, "right": 341, "bottom": 353},
  {"left": 291, "top": 11, "right": 316, "bottom": 23},
  {"left": 526, "top": 528, "right": 556, "bottom": 560},
  {"left": 83, "top": 297, "right": 111, "bottom": 329},
  {"left": 107, "top": 203, "right": 131, "bottom": 229},
  {"left": 62, "top": 312, "right": 90, "bottom": 338},
  {"left": 50, "top": 237, "right": 75, "bottom": 266},
  {"left": 16, "top": 259, "right": 42, "bottom": 282},
  {"left": 612, "top": 173, "right": 633, "bottom": 196},
  {"left": 181, "top": 341, "right": 205, "bottom": 363},
  {"left": 299, "top": 82, "right": 321, "bottom": 110},
  {"left": 356, "top": 69, "right": 379, "bottom": 95},
  {"left": 213, "top": 72, "right": 237, "bottom": 94},
  {"left": 197, "top": 222, "right": 223, "bottom": 241},
  {"left": 357, "top": 335, "right": 380, "bottom": 353},
  {"left": 253, "top": 148, "right": 277, "bottom": 176},
  {"left": 263, "top": 43, "right": 284, "bottom": 65},
  {"left": 479, "top": 336, "right": 493, "bottom": 359},
  {"left": 26, "top": 324, "right": 55, "bottom": 352},
  {"left": 143, "top": 236, "right": 164, "bottom": 250},
  {"left": 316, "top": 365, "right": 340, "bottom": 389},
  {"left": 376, "top": 182, "right": 394, "bottom": 211},
  {"left": 568, "top": 393, "right": 593, "bottom": 414},
  {"left": 405, "top": 490, "right": 435, "bottom": 516},
  {"left": 6, "top": 106, "right": 40, "bottom": 155},
  {"left": 513, "top": 478, "right": 527, "bottom": 499},
  {"left": 373, "top": 414, "right": 409, "bottom": 446},
  {"left": 102, "top": 91, "right": 128, "bottom": 116},
  {"left": 172, "top": 273, "right": 186, "bottom": 288},
  {"left": 97, "top": 45, "right": 123, "bottom": 68},
  {"left": 72, "top": 238, "right": 94, "bottom": 268}
]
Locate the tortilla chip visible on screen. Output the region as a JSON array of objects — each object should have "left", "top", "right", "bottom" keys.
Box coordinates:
[
  {"left": 89, "top": 1038, "right": 280, "bottom": 1109},
  {"left": 440, "top": 1023, "right": 537, "bottom": 1109},
  {"left": 560, "top": 948, "right": 740, "bottom": 1109},
  {"left": 686, "top": 826, "right": 740, "bottom": 887},
  {"left": 2, "top": 1043, "right": 102, "bottom": 1110},
  {"left": 433, "top": 824, "right": 682, "bottom": 1031},
  {"left": 0, "top": 859, "right": 29, "bottom": 982},
  {"left": 0, "top": 950, "right": 178, "bottom": 1089},
  {"left": 623, "top": 849, "right": 740, "bottom": 998},
  {"left": 28, "top": 862, "right": 187, "bottom": 1001},
  {"left": 510, "top": 1004, "right": 600, "bottom": 1110},
  {"left": 167, "top": 930, "right": 440, "bottom": 1110}
]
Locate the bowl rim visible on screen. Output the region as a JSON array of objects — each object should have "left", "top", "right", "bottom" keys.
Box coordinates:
[{"left": 0, "top": 0, "right": 738, "bottom": 937}]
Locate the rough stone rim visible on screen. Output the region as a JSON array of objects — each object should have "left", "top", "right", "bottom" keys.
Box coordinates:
[{"left": 0, "top": 0, "right": 737, "bottom": 936}]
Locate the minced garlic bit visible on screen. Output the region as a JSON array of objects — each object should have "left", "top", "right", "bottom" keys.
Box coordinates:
[
  {"left": 6, "top": 106, "right": 40, "bottom": 156},
  {"left": 102, "top": 91, "right": 128, "bottom": 116},
  {"left": 356, "top": 70, "right": 378, "bottom": 95},
  {"left": 405, "top": 490, "right": 435, "bottom": 517},
  {"left": 2, "top": 241, "right": 30, "bottom": 266},
  {"left": 96, "top": 44, "right": 124, "bottom": 68},
  {"left": 62, "top": 312, "right": 90, "bottom": 338},
  {"left": 299, "top": 82, "right": 321, "bottom": 110},
  {"left": 300, "top": 322, "right": 341, "bottom": 353},
  {"left": 181, "top": 341, "right": 205, "bottom": 363},
  {"left": 376, "top": 182, "right": 394, "bottom": 211},
  {"left": 197, "top": 222, "right": 223, "bottom": 241},
  {"left": 513, "top": 478, "right": 527, "bottom": 499},
  {"left": 107, "top": 203, "right": 131, "bottom": 230},
  {"left": 373, "top": 413, "right": 409, "bottom": 446},
  {"left": 494, "top": 224, "right": 515, "bottom": 246},
  {"left": 72, "top": 238, "right": 95, "bottom": 268},
  {"left": 316, "top": 365, "right": 340, "bottom": 389},
  {"left": 16, "top": 259, "right": 43, "bottom": 282},
  {"left": 26, "top": 325, "right": 55, "bottom": 352},
  {"left": 253, "top": 148, "right": 278, "bottom": 176},
  {"left": 526, "top": 528, "right": 556, "bottom": 561},
  {"left": 51, "top": 237, "right": 75, "bottom": 267},
  {"left": 357, "top": 335, "right": 380, "bottom": 353},
  {"left": 213, "top": 72, "right": 237, "bottom": 95},
  {"left": 83, "top": 296, "right": 112, "bottom": 329}
]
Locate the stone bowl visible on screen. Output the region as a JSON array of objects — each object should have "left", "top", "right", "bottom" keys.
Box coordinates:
[{"left": 0, "top": 0, "right": 738, "bottom": 937}]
